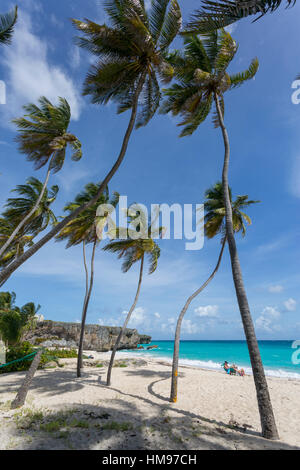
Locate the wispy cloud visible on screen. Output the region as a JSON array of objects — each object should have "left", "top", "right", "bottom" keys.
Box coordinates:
[
  {"left": 268, "top": 284, "right": 284, "bottom": 293},
  {"left": 0, "top": 9, "right": 82, "bottom": 127},
  {"left": 284, "top": 298, "right": 297, "bottom": 312}
]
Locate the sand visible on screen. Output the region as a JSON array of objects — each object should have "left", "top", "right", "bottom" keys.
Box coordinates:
[{"left": 0, "top": 351, "right": 299, "bottom": 450}]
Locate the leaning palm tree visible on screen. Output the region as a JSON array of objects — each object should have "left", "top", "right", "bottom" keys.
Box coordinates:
[
  {"left": 0, "top": 6, "right": 18, "bottom": 45},
  {"left": 104, "top": 205, "right": 162, "bottom": 386},
  {"left": 161, "top": 32, "right": 278, "bottom": 440},
  {"left": 2, "top": 177, "right": 58, "bottom": 238},
  {"left": 57, "top": 183, "right": 119, "bottom": 378},
  {"left": 0, "top": 0, "right": 182, "bottom": 287},
  {"left": 0, "top": 218, "right": 34, "bottom": 275},
  {"left": 184, "top": 0, "right": 296, "bottom": 34},
  {"left": 170, "top": 182, "right": 259, "bottom": 403},
  {"left": 0, "top": 97, "right": 81, "bottom": 259}
]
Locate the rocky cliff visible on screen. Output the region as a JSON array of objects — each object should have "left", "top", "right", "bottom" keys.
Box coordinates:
[{"left": 24, "top": 321, "right": 151, "bottom": 351}]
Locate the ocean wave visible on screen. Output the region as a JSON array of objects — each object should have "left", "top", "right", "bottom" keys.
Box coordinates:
[{"left": 113, "top": 350, "right": 300, "bottom": 380}]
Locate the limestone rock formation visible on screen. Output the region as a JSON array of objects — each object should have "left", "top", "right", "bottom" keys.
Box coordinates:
[{"left": 24, "top": 320, "right": 151, "bottom": 351}]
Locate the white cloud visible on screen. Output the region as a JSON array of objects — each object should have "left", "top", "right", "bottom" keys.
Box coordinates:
[
  {"left": 181, "top": 319, "right": 201, "bottom": 335},
  {"left": 268, "top": 285, "right": 284, "bottom": 293},
  {"left": 69, "top": 47, "right": 81, "bottom": 70},
  {"left": 129, "top": 307, "right": 146, "bottom": 327},
  {"left": 284, "top": 298, "right": 297, "bottom": 312},
  {"left": 261, "top": 306, "right": 281, "bottom": 319},
  {"left": 154, "top": 312, "right": 160, "bottom": 319},
  {"left": 1, "top": 11, "right": 82, "bottom": 126},
  {"left": 255, "top": 306, "right": 281, "bottom": 333},
  {"left": 194, "top": 305, "right": 219, "bottom": 318}
]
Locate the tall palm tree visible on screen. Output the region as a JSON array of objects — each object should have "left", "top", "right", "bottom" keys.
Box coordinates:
[
  {"left": 0, "top": 0, "right": 182, "bottom": 287},
  {"left": 161, "top": 32, "right": 279, "bottom": 440},
  {"left": 2, "top": 177, "right": 58, "bottom": 237},
  {"left": 184, "top": 0, "right": 296, "bottom": 34},
  {"left": 57, "top": 183, "right": 119, "bottom": 378},
  {"left": 103, "top": 205, "right": 162, "bottom": 386},
  {"left": 170, "top": 182, "right": 259, "bottom": 402},
  {"left": 0, "top": 6, "right": 18, "bottom": 45},
  {"left": 0, "top": 97, "right": 82, "bottom": 259}
]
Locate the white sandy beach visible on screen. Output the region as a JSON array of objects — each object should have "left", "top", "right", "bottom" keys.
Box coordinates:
[{"left": 0, "top": 352, "right": 299, "bottom": 450}]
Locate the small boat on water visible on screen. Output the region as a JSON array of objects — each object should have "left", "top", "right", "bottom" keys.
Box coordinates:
[{"left": 146, "top": 345, "right": 158, "bottom": 350}]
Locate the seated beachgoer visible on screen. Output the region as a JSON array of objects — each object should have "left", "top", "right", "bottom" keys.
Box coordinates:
[
  {"left": 232, "top": 363, "right": 245, "bottom": 376},
  {"left": 222, "top": 361, "right": 231, "bottom": 374}
]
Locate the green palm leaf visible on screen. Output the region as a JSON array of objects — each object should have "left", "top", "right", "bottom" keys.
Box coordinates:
[{"left": 0, "top": 6, "right": 18, "bottom": 45}]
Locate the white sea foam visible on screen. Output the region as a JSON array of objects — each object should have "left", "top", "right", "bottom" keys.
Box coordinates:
[{"left": 108, "top": 350, "right": 300, "bottom": 380}]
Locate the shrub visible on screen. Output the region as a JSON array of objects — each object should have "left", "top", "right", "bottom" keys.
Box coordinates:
[{"left": 0, "top": 341, "right": 35, "bottom": 374}]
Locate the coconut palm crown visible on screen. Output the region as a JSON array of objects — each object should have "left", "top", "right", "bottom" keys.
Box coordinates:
[
  {"left": 72, "top": 0, "right": 182, "bottom": 128},
  {"left": 103, "top": 205, "right": 162, "bottom": 274},
  {"left": 2, "top": 177, "right": 59, "bottom": 236},
  {"left": 204, "top": 182, "right": 260, "bottom": 239},
  {"left": 12, "top": 97, "right": 82, "bottom": 173},
  {"left": 57, "top": 183, "right": 120, "bottom": 247},
  {"left": 161, "top": 30, "right": 258, "bottom": 136}
]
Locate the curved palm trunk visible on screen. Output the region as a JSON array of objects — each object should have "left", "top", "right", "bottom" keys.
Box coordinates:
[
  {"left": 0, "top": 72, "right": 146, "bottom": 286},
  {"left": 170, "top": 236, "right": 226, "bottom": 403},
  {"left": 0, "top": 157, "right": 53, "bottom": 259},
  {"left": 77, "top": 239, "right": 97, "bottom": 378},
  {"left": 214, "top": 93, "right": 279, "bottom": 440},
  {"left": 11, "top": 349, "right": 42, "bottom": 409},
  {"left": 106, "top": 255, "right": 144, "bottom": 386}
]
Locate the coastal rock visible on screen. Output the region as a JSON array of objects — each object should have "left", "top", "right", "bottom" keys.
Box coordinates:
[{"left": 23, "top": 320, "right": 151, "bottom": 351}]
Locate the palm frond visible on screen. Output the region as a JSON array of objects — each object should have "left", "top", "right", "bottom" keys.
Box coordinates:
[
  {"left": 229, "top": 57, "right": 259, "bottom": 88},
  {"left": 0, "top": 6, "right": 18, "bottom": 45},
  {"left": 183, "top": 0, "right": 295, "bottom": 35}
]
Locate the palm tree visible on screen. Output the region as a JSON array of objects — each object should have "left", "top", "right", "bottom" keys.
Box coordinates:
[
  {"left": 0, "top": 97, "right": 81, "bottom": 259},
  {"left": 0, "top": 0, "right": 182, "bottom": 287},
  {"left": 170, "top": 182, "right": 259, "bottom": 402},
  {"left": 161, "top": 32, "right": 279, "bottom": 440},
  {"left": 11, "top": 348, "right": 43, "bottom": 409},
  {"left": 184, "top": 0, "right": 296, "bottom": 34},
  {"left": 103, "top": 205, "right": 162, "bottom": 386},
  {"left": 0, "top": 6, "right": 18, "bottom": 45},
  {"left": 57, "top": 183, "right": 119, "bottom": 377},
  {"left": 2, "top": 177, "right": 58, "bottom": 237},
  {"left": 0, "top": 218, "right": 34, "bottom": 275}
]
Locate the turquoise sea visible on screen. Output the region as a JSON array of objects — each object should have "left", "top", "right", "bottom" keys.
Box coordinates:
[{"left": 120, "top": 340, "right": 300, "bottom": 380}]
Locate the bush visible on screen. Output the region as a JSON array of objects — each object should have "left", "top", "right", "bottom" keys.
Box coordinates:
[
  {"left": 0, "top": 344, "right": 78, "bottom": 374},
  {"left": 0, "top": 341, "right": 35, "bottom": 374}
]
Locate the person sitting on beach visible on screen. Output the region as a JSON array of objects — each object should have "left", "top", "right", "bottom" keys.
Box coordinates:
[
  {"left": 223, "top": 361, "right": 231, "bottom": 374},
  {"left": 232, "top": 363, "right": 245, "bottom": 377}
]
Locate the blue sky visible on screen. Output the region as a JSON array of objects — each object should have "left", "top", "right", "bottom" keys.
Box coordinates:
[{"left": 0, "top": 0, "right": 299, "bottom": 340}]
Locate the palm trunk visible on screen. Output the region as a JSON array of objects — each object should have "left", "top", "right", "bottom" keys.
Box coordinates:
[
  {"left": 214, "top": 92, "right": 279, "bottom": 440},
  {"left": 170, "top": 236, "right": 226, "bottom": 403},
  {"left": 10, "top": 349, "right": 42, "bottom": 409},
  {"left": 0, "top": 72, "right": 146, "bottom": 286},
  {"left": 106, "top": 255, "right": 144, "bottom": 386},
  {"left": 0, "top": 157, "right": 53, "bottom": 259},
  {"left": 77, "top": 239, "right": 97, "bottom": 378}
]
